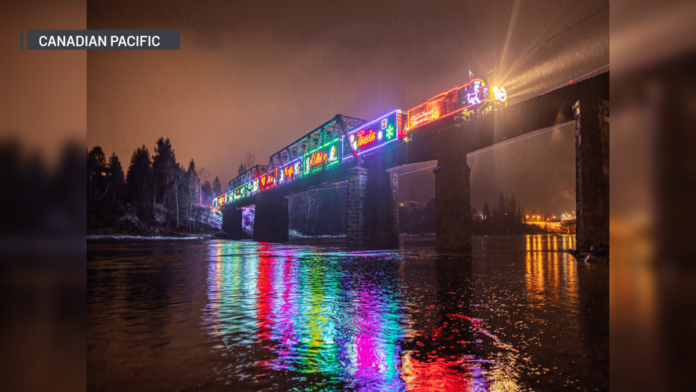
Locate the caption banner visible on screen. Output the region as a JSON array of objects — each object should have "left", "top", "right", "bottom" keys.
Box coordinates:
[{"left": 25, "top": 30, "right": 180, "bottom": 50}]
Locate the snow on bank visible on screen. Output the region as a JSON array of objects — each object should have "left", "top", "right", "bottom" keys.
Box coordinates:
[
  {"left": 289, "top": 229, "right": 345, "bottom": 239},
  {"left": 242, "top": 206, "right": 254, "bottom": 237},
  {"left": 87, "top": 234, "right": 216, "bottom": 241}
]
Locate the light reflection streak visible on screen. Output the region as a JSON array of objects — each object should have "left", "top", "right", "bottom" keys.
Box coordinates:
[
  {"left": 524, "top": 235, "right": 579, "bottom": 310},
  {"left": 204, "top": 242, "right": 528, "bottom": 390}
]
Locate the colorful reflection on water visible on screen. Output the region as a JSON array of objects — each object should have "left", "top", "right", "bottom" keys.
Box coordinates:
[
  {"left": 203, "top": 237, "right": 580, "bottom": 391},
  {"left": 204, "top": 243, "right": 410, "bottom": 390},
  {"left": 88, "top": 234, "right": 607, "bottom": 391}
]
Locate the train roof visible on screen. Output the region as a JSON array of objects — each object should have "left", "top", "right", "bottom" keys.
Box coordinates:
[
  {"left": 268, "top": 114, "right": 367, "bottom": 159},
  {"left": 410, "top": 79, "right": 486, "bottom": 111},
  {"left": 228, "top": 164, "right": 267, "bottom": 184}
]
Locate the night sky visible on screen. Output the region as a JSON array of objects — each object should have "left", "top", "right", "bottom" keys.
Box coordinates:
[{"left": 86, "top": 0, "right": 608, "bottom": 216}]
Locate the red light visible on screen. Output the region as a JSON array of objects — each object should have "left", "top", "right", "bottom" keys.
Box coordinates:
[
  {"left": 570, "top": 79, "right": 574, "bottom": 84},
  {"left": 283, "top": 164, "right": 295, "bottom": 182},
  {"left": 356, "top": 129, "right": 376, "bottom": 148},
  {"left": 263, "top": 169, "right": 277, "bottom": 189},
  {"left": 407, "top": 79, "right": 488, "bottom": 131}
]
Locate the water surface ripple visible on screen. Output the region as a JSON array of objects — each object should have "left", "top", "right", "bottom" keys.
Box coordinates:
[{"left": 87, "top": 235, "right": 608, "bottom": 391}]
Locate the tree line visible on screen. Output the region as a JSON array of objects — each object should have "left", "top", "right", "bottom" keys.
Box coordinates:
[
  {"left": 399, "top": 193, "right": 548, "bottom": 236},
  {"left": 472, "top": 194, "right": 546, "bottom": 235},
  {"left": 286, "top": 189, "right": 542, "bottom": 237},
  {"left": 87, "top": 137, "right": 224, "bottom": 233}
]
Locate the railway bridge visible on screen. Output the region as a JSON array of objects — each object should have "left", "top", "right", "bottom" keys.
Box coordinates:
[{"left": 217, "top": 73, "right": 609, "bottom": 252}]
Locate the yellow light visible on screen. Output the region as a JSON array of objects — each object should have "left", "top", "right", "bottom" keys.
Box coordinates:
[{"left": 492, "top": 86, "right": 508, "bottom": 102}]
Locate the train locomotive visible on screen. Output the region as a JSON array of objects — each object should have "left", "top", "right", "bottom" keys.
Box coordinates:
[{"left": 406, "top": 78, "right": 507, "bottom": 131}]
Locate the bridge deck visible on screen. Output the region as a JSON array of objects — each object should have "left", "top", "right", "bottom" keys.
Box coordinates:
[{"left": 223, "top": 72, "right": 609, "bottom": 209}]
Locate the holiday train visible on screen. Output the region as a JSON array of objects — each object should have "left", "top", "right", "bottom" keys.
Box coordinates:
[{"left": 210, "top": 78, "right": 506, "bottom": 209}]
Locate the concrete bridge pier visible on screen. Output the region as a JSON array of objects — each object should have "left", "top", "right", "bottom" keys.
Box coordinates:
[
  {"left": 221, "top": 206, "right": 246, "bottom": 240},
  {"left": 253, "top": 193, "right": 289, "bottom": 243},
  {"left": 346, "top": 165, "right": 399, "bottom": 249},
  {"left": 573, "top": 97, "right": 610, "bottom": 252},
  {"left": 434, "top": 156, "right": 472, "bottom": 252}
]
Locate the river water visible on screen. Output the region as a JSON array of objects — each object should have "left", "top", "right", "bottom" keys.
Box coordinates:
[{"left": 87, "top": 235, "right": 608, "bottom": 391}]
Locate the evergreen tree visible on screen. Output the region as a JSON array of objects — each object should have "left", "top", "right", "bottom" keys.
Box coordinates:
[
  {"left": 108, "top": 152, "right": 125, "bottom": 202},
  {"left": 87, "top": 146, "right": 107, "bottom": 168},
  {"left": 493, "top": 194, "right": 505, "bottom": 226},
  {"left": 509, "top": 195, "right": 518, "bottom": 221},
  {"left": 212, "top": 176, "right": 222, "bottom": 195},
  {"left": 152, "top": 137, "right": 176, "bottom": 204},
  {"left": 126, "top": 145, "right": 153, "bottom": 213},
  {"left": 87, "top": 146, "right": 107, "bottom": 198},
  {"left": 87, "top": 146, "right": 109, "bottom": 224},
  {"left": 237, "top": 163, "right": 246, "bottom": 176},
  {"left": 187, "top": 159, "right": 197, "bottom": 178}
]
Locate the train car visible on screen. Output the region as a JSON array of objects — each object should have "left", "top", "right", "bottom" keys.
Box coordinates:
[
  {"left": 210, "top": 165, "right": 267, "bottom": 208},
  {"left": 207, "top": 79, "right": 503, "bottom": 209},
  {"left": 209, "top": 110, "right": 408, "bottom": 208},
  {"left": 344, "top": 109, "right": 407, "bottom": 156},
  {"left": 228, "top": 165, "right": 267, "bottom": 202},
  {"left": 263, "top": 116, "right": 349, "bottom": 191},
  {"left": 406, "top": 79, "right": 507, "bottom": 131},
  {"left": 264, "top": 110, "right": 408, "bottom": 192}
]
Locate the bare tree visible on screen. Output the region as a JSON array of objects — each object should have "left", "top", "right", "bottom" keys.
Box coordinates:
[
  {"left": 171, "top": 166, "right": 186, "bottom": 228},
  {"left": 300, "top": 189, "right": 320, "bottom": 234},
  {"left": 239, "top": 150, "right": 255, "bottom": 173},
  {"left": 198, "top": 167, "right": 211, "bottom": 183},
  {"left": 188, "top": 176, "right": 200, "bottom": 229},
  {"left": 186, "top": 159, "right": 199, "bottom": 229}
]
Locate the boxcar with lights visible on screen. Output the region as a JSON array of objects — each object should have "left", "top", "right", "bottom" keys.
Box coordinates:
[
  {"left": 209, "top": 110, "right": 408, "bottom": 207},
  {"left": 263, "top": 117, "right": 352, "bottom": 191},
  {"left": 406, "top": 79, "right": 507, "bottom": 132},
  {"left": 210, "top": 165, "right": 267, "bottom": 208}
]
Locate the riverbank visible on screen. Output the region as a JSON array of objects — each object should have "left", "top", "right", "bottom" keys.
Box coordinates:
[
  {"left": 289, "top": 234, "right": 577, "bottom": 250},
  {"left": 87, "top": 233, "right": 577, "bottom": 249},
  {"left": 87, "top": 234, "right": 218, "bottom": 241}
]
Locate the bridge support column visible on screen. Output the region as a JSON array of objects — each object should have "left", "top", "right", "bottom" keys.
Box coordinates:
[
  {"left": 434, "top": 157, "right": 472, "bottom": 252},
  {"left": 253, "top": 193, "right": 289, "bottom": 243},
  {"left": 573, "top": 97, "right": 609, "bottom": 252},
  {"left": 222, "top": 206, "right": 246, "bottom": 240},
  {"left": 346, "top": 166, "right": 399, "bottom": 249}
]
